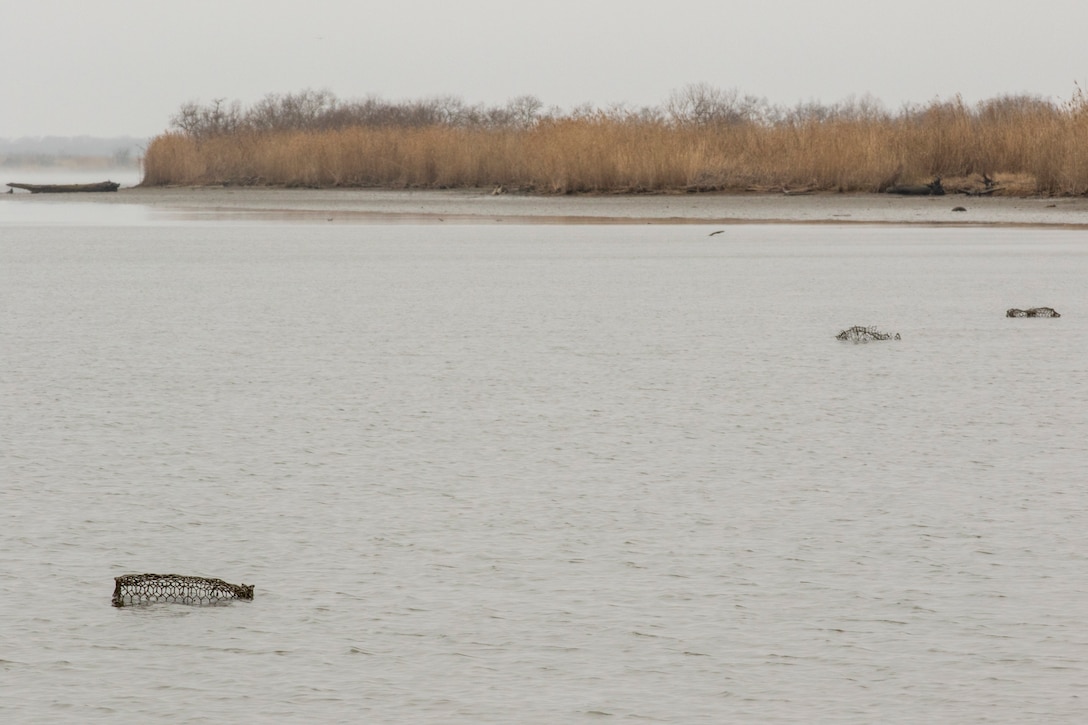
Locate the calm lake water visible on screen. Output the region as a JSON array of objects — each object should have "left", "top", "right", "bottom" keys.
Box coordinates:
[{"left": 2, "top": 205, "right": 1086, "bottom": 723}]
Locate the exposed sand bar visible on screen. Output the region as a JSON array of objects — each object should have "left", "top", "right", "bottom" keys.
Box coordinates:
[{"left": 8, "top": 186, "right": 1088, "bottom": 227}]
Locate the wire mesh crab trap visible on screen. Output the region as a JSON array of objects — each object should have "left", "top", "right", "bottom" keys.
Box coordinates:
[
  {"left": 1006, "top": 307, "right": 1060, "bottom": 318},
  {"left": 112, "top": 573, "right": 255, "bottom": 607},
  {"left": 836, "top": 325, "right": 901, "bottom": 343}
]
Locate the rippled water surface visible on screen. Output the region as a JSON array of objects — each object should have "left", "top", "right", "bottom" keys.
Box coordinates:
[{"left": 2, "top": 211, "right": 1086, "bottom": 723}]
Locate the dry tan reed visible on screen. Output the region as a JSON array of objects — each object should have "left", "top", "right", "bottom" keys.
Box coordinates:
[{"left": 142, "top": 94, "right": 1088, "bottom": 195}]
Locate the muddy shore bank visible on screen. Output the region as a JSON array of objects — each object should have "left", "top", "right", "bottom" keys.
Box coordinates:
[{"left": 6, "top": 186, "right": 1088, "bottom": 227}]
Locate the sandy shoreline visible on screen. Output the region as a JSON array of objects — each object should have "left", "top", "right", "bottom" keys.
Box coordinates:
[{"left": 6, "top": 186, "right": 1088, "bottom": 227}]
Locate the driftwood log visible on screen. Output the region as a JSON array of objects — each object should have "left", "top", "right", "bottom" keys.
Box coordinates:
[
  {"left": 886, "top": 177, "right": 945, "bottom": 196},
  {"left": 7, "top": 181, "right": 120, "bottom": 193},
  {"left": 112, "top": 573, "right": 255, "bottom": 607},
  {"left": 960, "top": 173, "right": 999, "bottom": 196},
  {"left": 1006, "top": 307, "right": 1061, "bottom": 318}
]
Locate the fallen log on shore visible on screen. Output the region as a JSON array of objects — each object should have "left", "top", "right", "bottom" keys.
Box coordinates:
[
  {"left": 6, "top": 181, "right": 120, "bottom": 193},
  {"left": 886, "top": 177, "right": 945, "bottom": 196}
]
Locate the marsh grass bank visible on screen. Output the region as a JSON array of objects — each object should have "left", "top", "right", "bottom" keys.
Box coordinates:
[{"left": 141, "top": 88, "right": 1088, "bottom": 196}]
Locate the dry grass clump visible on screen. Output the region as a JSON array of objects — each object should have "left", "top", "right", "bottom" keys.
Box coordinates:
[{"left": 141, "top": 87, "right": 1088, "bottom": 196}]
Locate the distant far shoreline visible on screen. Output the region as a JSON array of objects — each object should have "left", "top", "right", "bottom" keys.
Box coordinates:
[
  {"left": 141, "top": 89, "right": 1088, "bottom": 197},
  {"left": 8, "top": 185, "right": 1088, "bottom": 228}
]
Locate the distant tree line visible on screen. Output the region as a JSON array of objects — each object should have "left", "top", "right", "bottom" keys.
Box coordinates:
[
  {"left": 169, "top": 85, "right": 1069, "bottom": 140},
  {"left": 0, "top": 136, "right": 145, "bottom": 168},
  {"left": 171, "top": 89, "right": 550, "bottom": 138}
]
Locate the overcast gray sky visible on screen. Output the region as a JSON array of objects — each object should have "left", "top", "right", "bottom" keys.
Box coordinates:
[{"left": 3, "top": 0, "right": 1085, "bottom": 138}]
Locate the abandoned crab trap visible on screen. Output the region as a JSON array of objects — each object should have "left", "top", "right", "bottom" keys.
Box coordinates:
[
  {"left": 1006, "top": 307, "right": 1060, "bottom": 318},
  {"left": 112, "top": 573, "right": 254, "bottom": 607},
  {"left": 836, "top": 325, "right": 901, "bottom": 343}
]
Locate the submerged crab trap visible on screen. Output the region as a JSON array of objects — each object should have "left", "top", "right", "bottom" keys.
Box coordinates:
[
  {"left": 112, "top": 573, "right": 255, "bottom": 607},
  {"left": 836, "top": 325, "right": 901, "bottom": 343},
  {"left": 1006, "top": 307, "right": 1060, "bottom": 318}
]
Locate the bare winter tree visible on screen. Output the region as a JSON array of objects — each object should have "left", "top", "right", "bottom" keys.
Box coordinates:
[
  {"left": 666, "top": 83, "right": 769, "bottom": 126},
  {"left": 170, "top": 98, "right": 242, "bottom": 138}
]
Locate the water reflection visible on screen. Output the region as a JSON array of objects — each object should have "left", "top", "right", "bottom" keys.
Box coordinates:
[{"left": 0, "top": 199, "right": 156, "bottom": 226}]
